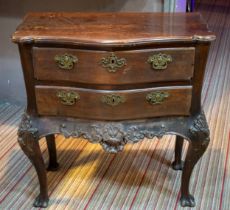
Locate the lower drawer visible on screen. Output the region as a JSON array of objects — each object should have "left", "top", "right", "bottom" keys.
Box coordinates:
[{"left": 35, "top": 86, "right": 192, "bottom": 120}]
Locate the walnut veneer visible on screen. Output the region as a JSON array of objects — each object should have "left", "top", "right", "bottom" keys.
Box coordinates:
[{"left": 12, "top": 12, "right": 215, "bottom": 208}]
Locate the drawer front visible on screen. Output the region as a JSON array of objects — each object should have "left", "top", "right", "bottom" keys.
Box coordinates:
[
  {"left": 33, "top": 47, "right": 195, "bottom": 85},
  {"left": 35, "top": 86, "right": 192, "bottom": 120}
]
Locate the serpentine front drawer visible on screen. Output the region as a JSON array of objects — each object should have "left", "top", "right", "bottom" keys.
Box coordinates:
[
  {"left": 33, "top": 47, "right": 195, "bottom": 85},
  {"left": 35, "top": 85, "right": 192, "bottom": 120}
]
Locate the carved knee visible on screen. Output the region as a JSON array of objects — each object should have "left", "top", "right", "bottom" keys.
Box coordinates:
[
  {"left": 18, "top": 113, "right": 39, "bottom": 155},
  {"left": 189, "top": 111, "right": 210, "bottom": 149},
  {"left": 189, "top": 111, "right": 209, "bottom": 138}
]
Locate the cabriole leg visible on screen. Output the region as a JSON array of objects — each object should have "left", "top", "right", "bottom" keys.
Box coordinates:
[
  {"left": 18, "top": 114, "right": 49, "bottom": 208},
  {"left": 180, "top": 112, "right": 210, "bottom": 207},
  {"left": 172, "top": 135, "right": 184, "bottom": 170},
  {"left": 46, "top": 134, "right": 59, "bottom": 171}
]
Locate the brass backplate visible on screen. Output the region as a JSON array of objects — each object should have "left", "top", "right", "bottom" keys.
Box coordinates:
[
  {"left": 56, "top": 91, "right": 80, "bottom": 105},
  {"left": 101, "top": 94, "right": 126, "bottom": 106},
  {"left": 54, "top": 54, "right": 78, "bottom": 70},
  {"left": 146, "top": 91, "right": 169, "bottom": 105},
  {"left": 148, "top": 53, "right": 172, "bottom": 70},
  {"left": 100, "top": 53, "right": 126, "bottom": 72}
]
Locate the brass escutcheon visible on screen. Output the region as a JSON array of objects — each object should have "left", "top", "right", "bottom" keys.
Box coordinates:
[
  {"left": 101, "top": 94, "right": 125, "bottom": 106},
  {"left": 54, "top": 54, "right": 78, "bottom": 70},
  {"left": 148, "top": 53, "right": 172, "bottom": 70},
  {"left": 56, "top": 90, "right": 80, "bottom": 105},
  {"left": 146, "top": 91, "right": 169, "bottom": 105},
  {"left": 100, "top": 53, "right": 126, "bottom": 72}
]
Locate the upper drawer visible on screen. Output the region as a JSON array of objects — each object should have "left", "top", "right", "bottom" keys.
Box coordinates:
[{"left": 33, "top": 47, "right": 195, "bottom": 85}]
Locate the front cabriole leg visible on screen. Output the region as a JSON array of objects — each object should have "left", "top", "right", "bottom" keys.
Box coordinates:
[
  {"left": 18, "top": 113, "right": 49, "bottom": 208},
  {"left": 180, "top": 112, "right": 210, "bottom": 207}
]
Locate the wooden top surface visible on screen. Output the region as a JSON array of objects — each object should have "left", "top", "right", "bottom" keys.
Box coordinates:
[{"left": 12, "top": 12, "right": 215, "bottom": 46}]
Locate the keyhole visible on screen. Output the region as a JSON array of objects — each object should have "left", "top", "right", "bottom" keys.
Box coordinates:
[{"left": 111, "top": 59, "right": 115, "bottom": 64}]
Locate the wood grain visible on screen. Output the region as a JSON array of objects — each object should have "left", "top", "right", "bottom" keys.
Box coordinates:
[
  {"left": 35, "top": 85, "right": 192, "bottom": 120},
  {"left": 33, "top": 47, "right": 195, "bottom": 85},
  {"left": 12, "top": 12, "right": 215, "bottom": 46}
]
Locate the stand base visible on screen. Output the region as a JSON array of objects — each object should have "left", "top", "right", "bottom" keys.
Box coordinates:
[{"left": 18, "top": 111, "right": 210, "bottom": 208}]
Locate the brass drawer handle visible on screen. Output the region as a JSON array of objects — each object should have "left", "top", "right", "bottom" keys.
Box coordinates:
[
  {"left": 146, "top": 91, "right": 169, "bottom": 105},
  {"left": 148, "top": 53, "right": 172, "bottom": 70},
  {"left": 54, "top": 54, "right": 78, "bottom": 70},
  {"left": 56, "top": 91, "right": 80, "bottom": 105},
  {"left": 101, "top": 94, "right": 125, "bottom": 106},
  {"left": 100, "top": 53, "right": 126, "bottom": 73}
]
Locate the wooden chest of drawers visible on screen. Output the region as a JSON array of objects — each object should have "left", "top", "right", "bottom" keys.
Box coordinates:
[{"left": 12, "top": 12, "right": 215, "bottom": 208}]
